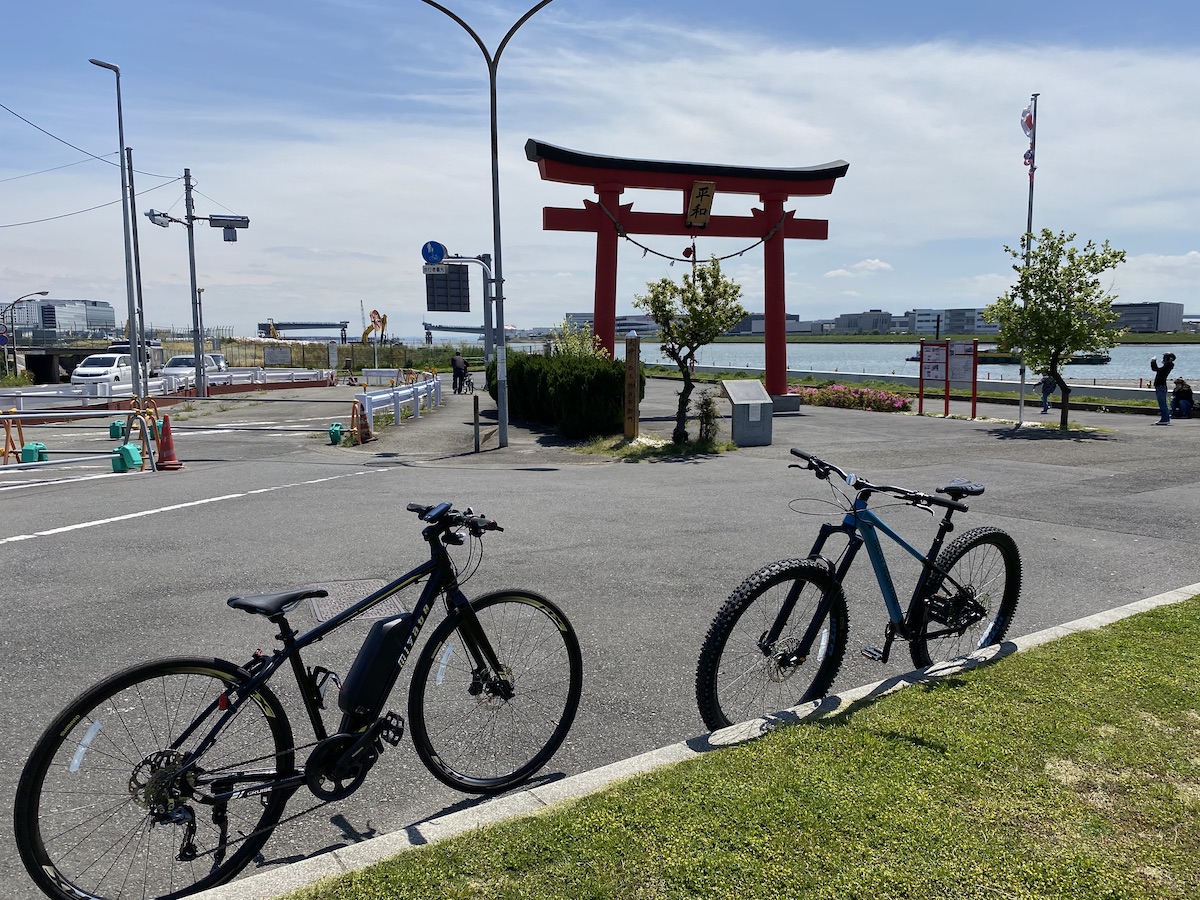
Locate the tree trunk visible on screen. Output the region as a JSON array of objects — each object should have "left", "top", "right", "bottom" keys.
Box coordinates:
[
  {"left": 673, "top": 371, "right": 694, "bottom": 444},
  {"left": 1058, "top": 379, "right": 1071, "bottom": 431}
]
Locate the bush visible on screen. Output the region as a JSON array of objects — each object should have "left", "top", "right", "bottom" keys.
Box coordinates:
[
  {"left": 789, "top": 383, "right": 911, "bottom": 413},
  {"left": 488, "top": 352, "right": 643, "bottom": 439}
]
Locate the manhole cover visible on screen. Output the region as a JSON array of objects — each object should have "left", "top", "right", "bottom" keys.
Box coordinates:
[{"left": 307, "top": 580, "right": 407, "bottom": 622}]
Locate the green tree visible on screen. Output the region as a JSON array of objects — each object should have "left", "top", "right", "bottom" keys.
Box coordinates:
[
  {"left": 550, "top": 316, "right": 609, "bottom": 359},
  {"left": 984, "top": 229, "right": 1127, "bottom": 430},
  {"left": 634, "top": 257, "right": 748, "bottom": 443}
]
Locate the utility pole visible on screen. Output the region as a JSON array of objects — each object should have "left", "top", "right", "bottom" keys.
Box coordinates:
[{"left": 184, "top": 169, "right": 205, "bottom": 397}]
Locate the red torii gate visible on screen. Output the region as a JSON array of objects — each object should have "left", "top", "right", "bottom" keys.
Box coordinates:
[{"left": 525, "top": 139, "right": 849, "bottom": 396}]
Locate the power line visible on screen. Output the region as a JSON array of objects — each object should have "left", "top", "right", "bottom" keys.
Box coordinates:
[
  {"left": 0, "top": 179, "right": 182, "bottom": 229},
  {"left": 0, "top": 155, "right": 114, "bottom": 184},
  {"left": 0, "top": 100, "right": 175, "bottom": 179}
]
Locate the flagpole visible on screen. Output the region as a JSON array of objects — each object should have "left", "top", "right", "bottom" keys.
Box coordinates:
[{"left": 1017, "top": 92, "right": 1039, "bottom": 427}]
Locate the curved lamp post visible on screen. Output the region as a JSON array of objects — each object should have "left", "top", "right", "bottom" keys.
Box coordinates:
[
  {"left": 89, "top": 58, "right": 143, "bottom": 398},
  {"left": 418, "top": 0, "right": 556, "bottom": 448},
  {"left": 3, "top": 291, "right": 50, "bottom": 375}
]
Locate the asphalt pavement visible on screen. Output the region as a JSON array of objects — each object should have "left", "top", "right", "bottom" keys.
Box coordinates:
[{"left": 4, "top": 376, "right": 1199, "bottom": 900}]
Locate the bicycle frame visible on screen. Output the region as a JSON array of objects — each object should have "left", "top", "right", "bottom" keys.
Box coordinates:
[
  {"left": 171, "top": 524, "right": 505, "bottom": 803},
  {"left": 773, "top": 492, "right": 960, "bottom": 665}
]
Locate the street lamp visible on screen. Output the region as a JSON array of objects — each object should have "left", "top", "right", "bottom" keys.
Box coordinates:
[
  {"left": 2, "top": 291, "right": 49, "bottom": 375},
  {"left": 418, "top": 0, "right": 556, "bottom": 448},
  {"left": 88, "top": 58, "right": 143, "bottom": 396}
]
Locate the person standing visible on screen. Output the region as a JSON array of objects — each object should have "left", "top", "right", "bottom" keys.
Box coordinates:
[
  {"left": 1038, "top": 372, "right": 1056, "bottom": 414},
  {"left": 451, "top": 351, "right": 468, "bottom": 394},
  {"left": 1150, "top": 352, "right": 1175, "bottom": 424}
]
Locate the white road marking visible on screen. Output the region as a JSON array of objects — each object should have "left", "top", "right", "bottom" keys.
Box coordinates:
[{"left": 0, "top": 471, "right": 372, "bottom": 545}]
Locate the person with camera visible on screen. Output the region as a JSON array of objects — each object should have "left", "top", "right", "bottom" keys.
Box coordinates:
[{"left": 1150, "top": 352, "right": 1176, "bottom": 424}]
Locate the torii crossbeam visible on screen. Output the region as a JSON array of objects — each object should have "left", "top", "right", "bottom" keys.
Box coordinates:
[{"left": 526, "top": 139, "right": 849, "bottom": 396}]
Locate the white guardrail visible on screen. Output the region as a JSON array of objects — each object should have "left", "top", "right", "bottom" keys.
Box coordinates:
[
  {"left": 355, "top": 370, "right": 441, "bottom": 422},
  {"left": 0, "top": 369, "right": 337, "bottom": 411}
]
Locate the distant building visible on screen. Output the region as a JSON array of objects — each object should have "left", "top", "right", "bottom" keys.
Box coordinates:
[
  {"left": 565, "top": 312, "right": 659, "bottom": 337},
  {"left": 833, "top": 309, "right": 894, "bottom": 334},
  {"left": 730, "top": 313, "right": 802, "bottom": 335},
  {"left": 1111, "top": 302, "right": 1184, "bottom": 333},
  {"left": 10, "top": 298, "right": 116, "bottom": 334}
]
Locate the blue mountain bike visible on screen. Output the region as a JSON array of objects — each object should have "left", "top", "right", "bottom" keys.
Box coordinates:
[{"left": 697, "top": 449, "right": 1022, "bottom": 730}]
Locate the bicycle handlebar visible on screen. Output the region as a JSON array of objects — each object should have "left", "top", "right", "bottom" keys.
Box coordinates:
[
  {"left": 406, "top": 502, "right": 504, "bottom": 534},
  {"left": 789, "top": 448, "right": 971, "bottom": 512}
]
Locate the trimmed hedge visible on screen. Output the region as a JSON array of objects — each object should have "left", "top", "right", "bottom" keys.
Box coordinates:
[{"left": 487, "top": 352, "right": 644, "bottom": 439}]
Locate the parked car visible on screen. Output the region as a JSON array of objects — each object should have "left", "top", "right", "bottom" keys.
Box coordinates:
[
  {"left": 209, "top": 353, "right": 229, "bottom": 371},
  {"left": 70, "top": 353, "right": 133, "bottom": 385},
  {"left": 161, "top": 354, "right": 218, "bottom": 380}
]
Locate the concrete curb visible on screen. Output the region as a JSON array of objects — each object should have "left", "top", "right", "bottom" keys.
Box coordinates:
[{"left": 195, "top": 581, "right": 1200, "bottom": 900}]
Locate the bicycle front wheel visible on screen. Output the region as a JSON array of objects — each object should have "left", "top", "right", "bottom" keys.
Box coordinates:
[
  {"left": 14, "top": 657, "right": 295, "bottom": 900},
  {"left": 409, "top": 590, "right": 583, "bottom": 794},
  {"left": 910, "top": 526, "right": 1022, "bottom": 668},
  {"left": 696, "top": 559, "right": 849, "bottom": 732}
]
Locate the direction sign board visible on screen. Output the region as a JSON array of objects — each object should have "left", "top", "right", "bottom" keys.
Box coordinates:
[
  {"left": 426, "top": 265, "right": 470, "bottom": 312},
  {"left": 421, "top": 241, "right": 447, "bottom": 265}
]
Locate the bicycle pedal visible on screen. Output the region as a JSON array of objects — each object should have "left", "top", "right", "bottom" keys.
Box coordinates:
[
  {"left": 379, "top": 711, "right": 405, "bottom": 746},
  {"left": 860, "top": 646, "right": 886, "bottom": 662}
]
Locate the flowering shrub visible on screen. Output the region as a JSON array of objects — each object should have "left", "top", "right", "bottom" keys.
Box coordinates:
[{"left": 788, "top": 383, "right": 911, "bottom": 413}]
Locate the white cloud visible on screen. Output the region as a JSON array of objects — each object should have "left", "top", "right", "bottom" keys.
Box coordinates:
[{"left": 4, "top": 15, "right": 1200, "bottom": 339}]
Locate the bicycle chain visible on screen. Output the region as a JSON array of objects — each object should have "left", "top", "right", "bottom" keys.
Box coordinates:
[{"left": 184, "top": 738, "right": 345, "bottom": 861}]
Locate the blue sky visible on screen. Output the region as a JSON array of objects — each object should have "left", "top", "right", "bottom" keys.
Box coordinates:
[{"left": 3, "top": 1, "right": 1199, "bottom": 340}]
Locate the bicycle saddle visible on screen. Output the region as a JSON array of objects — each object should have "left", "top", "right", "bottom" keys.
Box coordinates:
[
  {"left": 937, "top": 478, "right": 985, "bottom": 500},
  {"left": 228, "top": 588, "right": 329, "bottom": 617}
]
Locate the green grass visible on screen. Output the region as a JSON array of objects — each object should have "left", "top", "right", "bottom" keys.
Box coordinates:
[{"left": 290, "top": 596, "right": 1200, "bottom": 900}]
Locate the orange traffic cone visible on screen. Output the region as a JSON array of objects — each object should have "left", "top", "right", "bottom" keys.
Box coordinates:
[
  {"left": 355, "top": 402, "right": 375, "bottom": 444},
  {"left": 156, "top": 413, "right": 185, "bottom": 470}
]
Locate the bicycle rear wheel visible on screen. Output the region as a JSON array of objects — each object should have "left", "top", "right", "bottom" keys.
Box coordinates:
[
  {"left": 910, "top": 526, "right": 1022, "bottom": 668},
  {"left": 409, "top": 590, "right": 582, "bottom": 794},
  {"left": 696, "top": 559, "right": 849, "bottom": 732},
  {"left": 14, "top": 657, "right": 294, "bottom": 900}
]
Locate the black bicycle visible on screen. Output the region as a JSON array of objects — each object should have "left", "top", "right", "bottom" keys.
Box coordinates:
[
  {"left": 15, "top": 502, "right": 583, "bottom": 900},
  {"left": 696, "top": 449, "right": 1021, "bottom": 731}
]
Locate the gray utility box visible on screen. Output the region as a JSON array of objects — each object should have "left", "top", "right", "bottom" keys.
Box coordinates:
[{"left": 721, "top": 379, "right": 773, "bottom": 447}]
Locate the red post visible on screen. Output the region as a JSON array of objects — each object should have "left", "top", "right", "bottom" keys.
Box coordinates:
[
  {"left": 917, "top": 340, "right": 925, "bottom": 416},
  {"left": 762, "top": 194, "right": 787, "bottom": 396},
  {"left": 593, "top": 186, "right": 622, "bottom": 356}
]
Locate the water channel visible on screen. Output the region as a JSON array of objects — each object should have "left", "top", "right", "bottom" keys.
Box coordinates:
[{"left": 604, "top": 342, "right": 1200, "bottom": 385}]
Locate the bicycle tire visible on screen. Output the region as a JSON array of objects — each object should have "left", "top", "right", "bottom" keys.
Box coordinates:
[
  {"left": 15, "top": 657, "right": 295, "bottom": 900},
  {"left": 696, "top": 559, "right": 849, "bottom": 732},
  {"left": 910, "top": 526, "right": 1022, "bottom": 668},
  {"left": 408, "top": 590, "right": 583, "bottom": 794}
]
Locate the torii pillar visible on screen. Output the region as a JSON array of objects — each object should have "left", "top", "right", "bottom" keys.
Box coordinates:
[{"left": 526, "top": 139, "right": 848, "bottom": 397}]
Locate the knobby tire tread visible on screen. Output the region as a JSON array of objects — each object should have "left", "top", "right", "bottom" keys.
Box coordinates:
[{"left": 696, "top": 559, "right": 849, "bottom": 732}]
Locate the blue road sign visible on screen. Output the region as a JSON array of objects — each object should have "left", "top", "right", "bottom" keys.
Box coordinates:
[{"left": 421, "top": 241, "right": 447, "bottom": 264}]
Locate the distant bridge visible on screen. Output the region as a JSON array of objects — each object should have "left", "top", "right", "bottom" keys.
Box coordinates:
[{"left": 258, "top": 321, "right": 349, "bottom": 340}]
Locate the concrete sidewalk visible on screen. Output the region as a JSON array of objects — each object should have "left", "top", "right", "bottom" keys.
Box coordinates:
[{"left": 347, "top": 374, "right": 1188, "bottom": 467}]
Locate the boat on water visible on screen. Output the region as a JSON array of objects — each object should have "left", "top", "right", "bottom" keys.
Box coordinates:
[{"left": 906, "top": 350, "right": 1112, "bottom": 365}]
